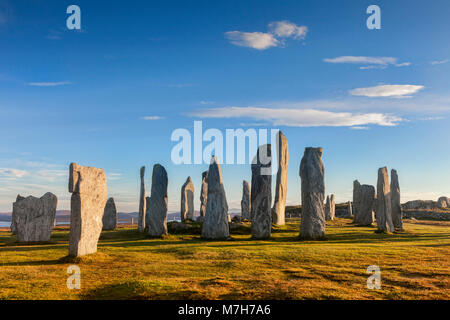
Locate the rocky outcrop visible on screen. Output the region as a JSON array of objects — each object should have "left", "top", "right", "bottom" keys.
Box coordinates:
[
  {"left": 181, "top": 177, "right": 194, "bottom": 221},
  {"left": 271, "top": 131, "right": 289, "bottom": 225},
  {"left": 402, "top": 200, "right": 438, "bottom": 210},
  {"left": 241, "top": 180, "right": 251, "bottom": 220},
  {"left": 138, "top": 166, "right": 146, "bottom": 232},
  {"left": 146, "top": 164, "right": 169, "bottom": 237},
  {"left": 299, "top": 147, "right": 325, "bottom": 239},
  {"left": 200, "top": 171, "right": 208, "bottom": 218},
  {"left": 251, "top": 144, "right": 272, "bottom": 239},
  {"left": 68, "top": 163, "right": 107, "bottom": 257},
  {"left": 102, "top": 197, "right": 117, "bottom": 230},
  {"left": 201, "top": 156, "right": 229, "bottom": 239},
  {"left": 12, "top": 193, "right": 57, "bottom": 242},
  {"left": 376, "top": 167, "right": 395, "bottom": 233},
  {"left": 390, "top": 169, "right": 403, "bottom": 231},
  {"left": 353, "top": 180, "right": 376, "bottom": 226}
]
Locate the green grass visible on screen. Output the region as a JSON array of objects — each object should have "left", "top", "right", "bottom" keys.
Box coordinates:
[{"left": 0, "top": 218, "right": 449, "bottom": 300}]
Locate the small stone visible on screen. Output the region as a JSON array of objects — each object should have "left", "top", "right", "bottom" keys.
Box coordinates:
[
  {"left": 200, "top": 171, "right": 208, "bottom": 217},
  {"left": 102, "top": 197, "right": 117, "bottom": 230},
  {"left": 146, "top": 164, "right": 169, "bottom": 237},
  {"left": 241, "top": 180, "right": 251, "bottom": 220},
  {"left": 325, "top": 194, "right": 335, "bottom": 221},
  {"left": 180, "top": 176, "right": 194, "bottom": 221}
]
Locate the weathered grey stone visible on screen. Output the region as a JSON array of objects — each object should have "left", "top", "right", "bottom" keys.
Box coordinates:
[
  {"left": 68, "top": 163, "right": 107, "bottom": 257},
  {"left": 138, "top": 166, "right": 146, "bottom": 232},
  {"left": 201, "top": 156, "right": 229, "bottom": 239},
  {"left": 272, "top": 131, "right": 289, "bottom": 226},
  {"left": 251, "top": 144, "right": 272, "bottom": 239},
  {"left": 437, "top": 196, "right": 450, "bottom": 208},
  {"left": 12, "top": 193, "right": 57, "bottom": 242},
  {"left": 376, "top": 167, "right": 395, "bottom": 233},
  {"left": 200, "top": 171, "right": 208, "bottom": 217},
  {"left": 181, "top": 176, "right": 194, "bottom": 221},
  {"left": 102, "top": 197, "right": 117, "bottom": 230},
  {"left": 353, "top": 180, "right": 376, "bottom": 226},
  {"left": 146, "top": 164, "right": 168, "bottom": 237},
  {"left": 325, "top": 194, "right": 335, "bottom": 221},
  {"left": 241, "top": 180, "right": 251, "bottom": 220},
  {"left": 390, "top": 169, "right": 403, "bottom": 231},
  {"left": 10, "top": 195, "right": 24, "bottom": 234},
  {"left": 299, "top": 147, "right": 325, "bottom": 239},
  {"left": 347, "top": 201, "right": 353, "bottom": 217}
]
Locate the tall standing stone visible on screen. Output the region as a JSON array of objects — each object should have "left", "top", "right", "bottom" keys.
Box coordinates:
[
  {"left": 180, "top": 177, "right": 194, "bottom": 221},
  {"left": 138, "top": 166, "right": 146, "bottom": 232},
  {"left": 347, "top": 201, "right": 353, "bottom": 217},
  {"left": 102, "top": 197, "right": 117, "bottom": 230},
  {"left": 353, "top": 180, "right": 376, "bottom": 226},
  {"left": 299, "top": 147, "right": 325, "bottom": 239},
  {"left": 199, "top": 171, "right": 208, "bottom": 218},
  {"left": 251, "top": 144, "right": 272, "bottom": 239},
  {"left": 325, "top": 194, "right": 335, "bottom": 221},
  {"left": 241, "top": 180, "right": 251, "bottom": 220},
  {"left": 68, "top": 163, "right": 107, "bottom": 257},
  {"left": 376, "top": 167, "right": 395, "bottom": 233},
  {"left": 390, "top": 169, "right": 403, "bottom": 231},
  {"left": 271, "top": 131, "right": 289, "bottom": 226},
  {"left": 12, "top": 193, "right": 57, "bottom": 242},
  {"left": 201, "top": 156, "right": 229, "bottom": 239},
  {"left": 147, "top": 164, "right": 169, "bottom": 237}
]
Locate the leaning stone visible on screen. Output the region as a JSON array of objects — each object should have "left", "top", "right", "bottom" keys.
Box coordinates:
[
  {"left": 390, "top": 169, "right": 403, "bottom": 231},
  {"left": 146, "top": 164, "right": 169, "bottom": 237},
  {"left": 251, "top": 144, "right": 272, "bottom": 239},
  {"left": 138, "top": 166, "right": 146, "bottom": 232},
  {"left": 199, "top": 171, "right": 208, "bottom": 217},
  {"left": 102, "top": 198, "right": 117, "bottom": 230},
  {"left": 376, "top": 167, "right": 395, "bottom": 233},
  {"left": 353, "top": 181, "right": 376, "bottom": 226},
  {"left": 241, "top": 180, "right": 251, "bottom": 220},
  {"left": 299, "top": 147, "right": 325, "bottom": 239},
  {"left": 201, "top": 156, "right": 229, "bottom": 239},
  {"left": 181, "top": 177, "right": 194, "bottom": 221},
  {"left": 12, "top": 193, "right": 57, "bottom": 242},
  {"left": 68, "top": 163, "right": 107, "bottom": 257},
  {"left": 271, "top": 131, "right": 289, "bottom": 225}
]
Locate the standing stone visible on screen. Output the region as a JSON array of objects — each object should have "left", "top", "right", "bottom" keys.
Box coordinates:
[
  {"left": 138, "top": 166, "right": 146, "bottom": 232},
  {"left": 299, "top": 147, "right": 325, "bottom": 239},
  {"left": 241, "top": 180, "right": 251, "bottom": 220},
  {"left": 102, "top": 197, "right": 117, "bottom": 230},
  {"left": 325, "top": 194, "right": 335, "bottom": 220},
  {"left": 347, "top": 201, "right": 353, "bottom": 217},
  {"left": 10, "top": 195, "right": 24, "bottom": 234},
  {"left": 201, "top": 156, "right": 229, "bottom": 239},
  {"left": 325, "top": 195, "right": 331, "bottom": 220},
  {"left": 376, "top": 167, "right": 395, "bottom": 233},
  {"left": 353, "top": 180, "right": 376, "bottom": 226},
  {"left": 251, "top": 144, "right": 272, "bottom": 239},
  {"left": 390, "top": 169, "right": 403, "bottom": 231},
  {"left": 147, "top": 164, "right": 169, "bottom": 236},
  {"left": 271, "top": 131, "right": 289, "bottom": 226},
  {"left": 199, "top": 171, "right": 208, "bottom": 218},
  {"left": 68, "top": 163, "right": 107, "bottom": 257},
  {"left": 12, "top": 193, "right": 57, "bottom": 242},
  {"left": 180, "top": 177, "right": 194, "bottom": 221}
]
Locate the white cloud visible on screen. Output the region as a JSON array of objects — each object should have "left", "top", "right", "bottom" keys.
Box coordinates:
[
  {"left": 189, "top": 106, "right": 401, "bottom": 127},
  {"left": 268, "top": 21, "right": 308, "bottom": 39},
  {"left": 324, "top": 56, "right": 397, "bottom": 65},
  {"left": 141, "top": 116, "right": 165, "bottom": 120},
  {"left": 225, "top": 31, "right": 279, "bottom": 50},
  {"left": 395, "top": 62, "right": 411, "bottom": 67},
  {"left": 430, "top": 59, "right": 449, "bottom": 65},
  {"left": 350, "top": 126, "right": 370, "bottom": 130},
  {"left": 0, "top": 168, "right": 29, "bottom": 178},
  {"left": 27, "top": 81, "right": 71, "bottom": 87},
  {"left": 349, "top": 85, "right": 424, "bottom": 98}
]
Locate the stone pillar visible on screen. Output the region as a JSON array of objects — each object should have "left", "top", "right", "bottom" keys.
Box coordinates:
[
  {"left": 390, "top": 169, "right": 403, "bottom": 231},
  {"left": 299, "top": 147, "right": 325, "bottom": 239},
  {"left": 138, "top": 166, "right": 146, "bottom": 232},
  {"left": 147, "top": 164, "right": 169, "bottom": 237},
  {"left": 181, "top": 176, "right": 194, "bottom": 221},
  {"left": 199, "top": 170, "right": 208, "bottom": 218},
  {"left": 251, "top": 144, "right": 272, "bottom": 239},
  {"left": 241, "top": 180, "right": 251, "bottom": 220},
  {"left": 272, "top": 131, "right": 289, "bottom": 225},
  {"left": 347, "top": 201, "right": 353, "bottom": 217},
  {"left": 201, "top": 156, "right": 229, "bottom": 239},
  {"left": 353, "top": 181, "right": 376, "bottom": 226},
  {"left": 330, "top": 194, "right": 335, "bottom": 220},
  {"left": 12, "top": 193, "right": 57, "bottom": 242},
  {"left": 376, "top": 167, "right": 395, "bottom": 233},
  {"left": 102, "top": 197, "right": 117, "bottom": 230},
  {"left": 68, "top": 163, "right": 107, "bottom": 257}
]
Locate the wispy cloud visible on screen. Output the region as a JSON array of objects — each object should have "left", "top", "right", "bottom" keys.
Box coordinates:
[
  {"left": 350, "top": 126, "right": 370, "bottom": 130},
  {"left": 0, "top": 168, "right": 29, "bottom": 178},
  {"left": 225, "top": 20, "right": 307, "bottom": 50},
  {"left": 189, "top": 106, "right": 401, "bottom": 127},
  {"left": 430, "top": 59, "right": 449, "bottom": 65},
  {"left": 141, "top": 116, "right": 165, "bottom": 120},
  {"left": 27, "top": 81, "right": 71, "bottom": 87},
  {"left": 324, "top": 56, "right": 410, "bottom": 69},
  {"left": 349, "top": 84, "right": 424, "bottom": 98}
]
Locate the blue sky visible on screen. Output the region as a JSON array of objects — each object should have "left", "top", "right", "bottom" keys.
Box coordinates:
[{"left": 0, "top": 0, "right": 449, "bottom": 212}]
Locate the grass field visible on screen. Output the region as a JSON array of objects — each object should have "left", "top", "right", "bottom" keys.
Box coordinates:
[{"left": 0, "top": 218, "right": 449, "bottom": 300}]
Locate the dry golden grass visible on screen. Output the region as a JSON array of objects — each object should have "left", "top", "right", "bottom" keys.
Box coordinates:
[{"left": 0, "top": 218, "right": 449, "bottom": 300}]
